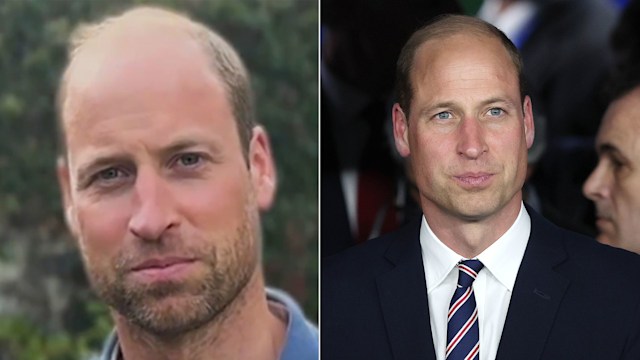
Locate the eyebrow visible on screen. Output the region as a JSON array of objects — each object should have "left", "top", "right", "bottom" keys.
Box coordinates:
[
  {"left": 420, "top": 97, "right": 516, "bottom": 116},
  {"left": 75, "top": 137, "right": 222, "bottom": 189},
  {"left": 76, "top": 154, "right": 132, "bottom": 190},
  {"left": 479, "top": 97, "right": 516, "bottom": 108},
  {"left": 159, "top": 139, "right": 217, "bottom": 159},
  {"left": 597, "top": 143, "right": 622, "bottom": 157}
]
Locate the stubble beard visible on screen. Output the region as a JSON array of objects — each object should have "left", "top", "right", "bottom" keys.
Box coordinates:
[{"left": 84, "top": 205, "right": 259, "bottom": 339}]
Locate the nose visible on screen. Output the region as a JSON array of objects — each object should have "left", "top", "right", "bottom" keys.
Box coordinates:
[
  {"left": 128, "top": 168, "right": 178, "bottom": 241},
  {"left": 583, "top": 159, "right": 611, "bottom": 201},
  {"left": 457, "top": 116, "right": 488, "bottom": 159}
]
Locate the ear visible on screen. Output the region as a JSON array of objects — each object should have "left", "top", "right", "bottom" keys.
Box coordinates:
[
  {"left": 523, "top": 96, "right": 535, "bottom": 149},
  {"left": 392, "top": 103, "right": 411, "bottom": 157},
  {"left": 248, "top": 126, "right": 277, "bottom": 211},
  {"left": 56, "top": 156, "right": 79, "bottom": 238}
]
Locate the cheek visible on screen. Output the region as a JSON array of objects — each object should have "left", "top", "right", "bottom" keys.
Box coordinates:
[
  {"left": 490, "top": 125, "right": 526, "bottom": 150},
  {"left": 609, "top": 175, "right": 640, "bottom": 236},
  {"left": 411, "top": 127, "right": 447, "bottom": 159},
  {"left": 615, "top": 175, "right": 640, "bottom": 216},
  {"left": 76, "top": 198, "right": 131, "bottom": 263},
  {"left": 490, "top": 128, "right": 528, "bottom": 167},
  {"left": 176, "top": 168, "right": 251, "bottom": 234},
  {"left": 613, "top": 172, "right": 640, "bottom": 204},
  {"left": 410, "top": 138, "right": 442, "bottom": 179}
]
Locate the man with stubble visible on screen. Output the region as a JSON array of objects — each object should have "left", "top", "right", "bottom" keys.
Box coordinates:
[{"left": 56, "top": 6, "right": 317, "bottom": 360}]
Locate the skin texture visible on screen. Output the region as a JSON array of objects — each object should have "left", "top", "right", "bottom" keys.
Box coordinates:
[
  {"left": 583, "top": 86, "right": 640, "bottom": 254},
  {"left": 392, "top": 33, "right": 534, "bottom": 258},
  {"left": 56, "top": 12, "right": 284, "bottom": 360}
]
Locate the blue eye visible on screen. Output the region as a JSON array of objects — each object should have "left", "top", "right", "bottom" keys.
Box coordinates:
[
  {"left": 488, "top": 108, "right": 504, "bottom": 116},
  {"left": 177, "top": 153, "right": 202, "bottom": 167},
  {"left": 87, "top": 167, "right": 130, "bottom": 190},
  {"left": 436, "top": 111, "right": 452, "bottom": 120},
  {"left": 97, "top": 167, "right": 123, "bottom": 180}
]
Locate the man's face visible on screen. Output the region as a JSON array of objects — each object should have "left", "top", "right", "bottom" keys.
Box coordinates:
[
  {"left": 58, "top": 25, "right": 275, "bottom": 336},
  {"left": 393, "top": 34, "right": 534, "bottom": 223},
  {"left": 583, "top": 87, "right": 640, "bottom": 254}
]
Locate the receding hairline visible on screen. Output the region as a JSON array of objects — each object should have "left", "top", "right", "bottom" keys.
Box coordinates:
[
  {"left": 411, "top": 31, "right": 520, "bottom": 79},
  {"left": 395, "top": 14, "right": 525, "bottom": 117},
  {"left": 57, "top": 6, "right": 255, "bottom": 158}
]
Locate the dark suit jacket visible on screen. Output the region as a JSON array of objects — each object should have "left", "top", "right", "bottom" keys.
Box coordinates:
[{"left": 322, "top": 208, "right": 640, "bottom": 359}]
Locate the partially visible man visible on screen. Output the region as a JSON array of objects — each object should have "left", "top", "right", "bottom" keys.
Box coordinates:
[
  {"left": 583, "top": 84, "right": 640, "bottom": 254},
  {"left": 582, "top": 0, "right": 640, "bottom": 255},
  {"left": 322, "top": 14, "right": 640, "bottom": 360},
  {"left": 55, "top": 6, "right": 317, "bottom": 360}
]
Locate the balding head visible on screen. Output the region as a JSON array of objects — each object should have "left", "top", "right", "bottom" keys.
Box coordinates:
[
  {"left": 54, "top": 6, "right": 280, "bottom": 343},
  {"left": 57, "top": 6, "right": 254, "bottom": 158},
  {"left": 395, "top": 14, "right": 525, "bottom": 118}
]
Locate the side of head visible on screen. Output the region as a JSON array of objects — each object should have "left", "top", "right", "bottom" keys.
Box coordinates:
[
  {"left": 583, "top": 83, "right": 640, "bottom": 254},
  {"left": 391, "top": 14, "right": 534, "bottom": 224},
  {"left": 55, "top": 6, "right": 276, "bottom": 336}
]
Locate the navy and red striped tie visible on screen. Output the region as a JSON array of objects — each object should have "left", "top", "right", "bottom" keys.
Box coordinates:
[{"left": 446, "top": 259, "right": 484, "bottom": 360}]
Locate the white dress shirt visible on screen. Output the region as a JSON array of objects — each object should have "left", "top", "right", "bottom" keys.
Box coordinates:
[{"left": 420, "top": 203, "right": 531, "bottom": 360}]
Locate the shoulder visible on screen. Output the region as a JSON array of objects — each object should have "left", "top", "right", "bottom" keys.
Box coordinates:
[
  {"left": 266, "top": 288, "right": 318, "bottom": 360},
  {"left": 563, "top": 230, "right": 640, "bottom": 284},
  {"left": 96, "top": 329, "right": 118, "bottom": 360},
  {"left": 530, "top": 208, "right": 640, "bottom": 288},
  {"left": 525, "top": 209, "right": 640, "bottom": 356},
  {"left": 322, "top": 217, "right": 421, "bottom": 283}
]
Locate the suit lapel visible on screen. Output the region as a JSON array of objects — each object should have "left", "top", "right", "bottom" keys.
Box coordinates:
[
  {"left": 376, "top": 221, "right": 437, "bottom": 360},
  {"left": 496, "top": 209, "right": 570, "bottom": 360}
]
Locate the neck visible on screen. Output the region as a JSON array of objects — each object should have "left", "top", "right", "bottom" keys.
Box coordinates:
[
  {"left": 114, "top": 271, "right": 287, "bottom": 360},
  {"left": 424, "top": 198, "right": 522, "bottom": 258}
]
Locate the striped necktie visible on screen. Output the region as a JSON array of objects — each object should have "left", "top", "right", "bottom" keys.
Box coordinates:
[{"left": 446, "top": 259, "right": 484, "bottom": 360}]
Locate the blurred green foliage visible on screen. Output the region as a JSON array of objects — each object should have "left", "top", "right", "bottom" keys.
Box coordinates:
[
  {"left": 0, "top": 0, "right": 317, "bottom": 358},
  {"left": 0, "top": 301, "right": 112, "bottom": 360},
  {"left": 459, "top": 0, "right": 484, "bottom": 15}
]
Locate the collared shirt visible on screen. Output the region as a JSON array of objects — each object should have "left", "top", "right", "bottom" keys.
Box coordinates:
[
  {"left": 96, "top": 288, "right": 318, "bottom": 360},
  {"left": 421, "top": 203, "right": 530, "bottom": 360}
]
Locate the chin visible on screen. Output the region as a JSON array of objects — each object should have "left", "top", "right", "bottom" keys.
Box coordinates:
[
  {"left": 452, "top": 197, "right": 501, "bottom": 219},
  {"left": 595, "top": 233, "right": 616, "bottom": 247},
  {"left": 129, "top": 292, "right": 222, "bottom": 336}
]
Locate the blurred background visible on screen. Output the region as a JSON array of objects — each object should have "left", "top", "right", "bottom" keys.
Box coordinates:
[{"left": 0, "top": 0, "right": 317, "bottom": 358}]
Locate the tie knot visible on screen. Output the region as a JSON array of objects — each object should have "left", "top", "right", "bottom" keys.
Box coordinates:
[{"left": 456, "top": 259, "right": 484, "bottom": 288}]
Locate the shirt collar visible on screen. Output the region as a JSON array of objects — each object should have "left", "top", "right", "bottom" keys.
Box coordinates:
[
  {"left": 100, "top": 288, "right": 318, "bottom": 360},
  {"left": 421, "top": 203, "right": 531, "bottom": 292}
]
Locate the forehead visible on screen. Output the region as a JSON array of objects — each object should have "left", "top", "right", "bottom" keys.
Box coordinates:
[
  {"left": 60, "top": 18, "right": 239, "bottom": 163},
  {"left": 410, "top": 33, "right": 518, "bottom": 99},
  {"left": 598, "top": 88, "right": 640, "bottom": 148},
  {"left": 62, "top": 18, "right": 228, "bottom": 132}
]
